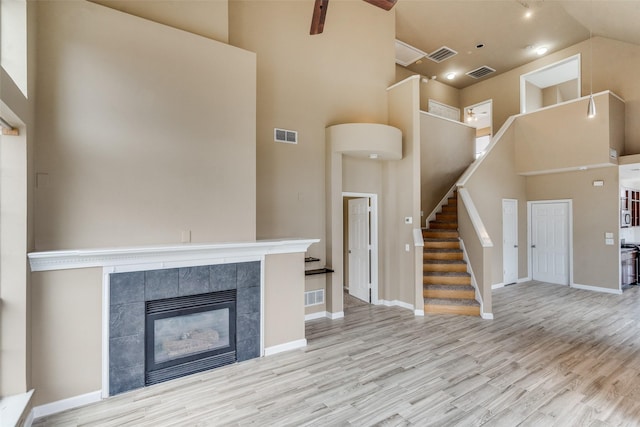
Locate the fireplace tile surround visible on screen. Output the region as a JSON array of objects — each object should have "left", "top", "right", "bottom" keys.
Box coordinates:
[
  {"left": 27, "top": 239, "right": 318, "bottom": 415},
  {"left": 109, "top": 262, "right": 261, "bottom": 395}
]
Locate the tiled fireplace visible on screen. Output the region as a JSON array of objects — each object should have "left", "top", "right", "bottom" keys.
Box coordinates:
[
  {"left": 28, "top": 238, "right": 317, "bottom": 415},
  {"left": 109, "top": 262, "right": 260, "bottom": 395}
]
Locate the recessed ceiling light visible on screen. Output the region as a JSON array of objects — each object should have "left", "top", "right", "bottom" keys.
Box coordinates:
[
  {"left": 446, "top": 72, "right": 456, "bottom": 80},
  {"left": 536, "top": 46, "right": 548, "bottom": 55},
  {"left": 525, "top": 10, "right": 533, "bottom": 18},
  {"left": 369, "top": 153, "right": 379, "bottom": 159}
]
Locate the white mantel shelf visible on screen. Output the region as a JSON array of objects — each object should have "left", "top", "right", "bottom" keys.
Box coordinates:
[{"left": 28, "top": 239, "right": 320, "bottom": 272}]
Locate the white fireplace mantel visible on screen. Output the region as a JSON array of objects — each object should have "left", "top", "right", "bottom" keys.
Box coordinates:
[{"left": 28, "top": 239, "right": 320, "bottom": 272}]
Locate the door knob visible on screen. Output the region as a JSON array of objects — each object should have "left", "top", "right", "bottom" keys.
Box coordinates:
[
  {"left": 514, "top": 245, "right": 518, "bottom": 248},
  {"left": 531, "top": 244, "right": 536, "bottom": 248}
]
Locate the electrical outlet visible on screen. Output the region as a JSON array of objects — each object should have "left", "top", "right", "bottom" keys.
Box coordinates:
[
  {"left": 405, "top": 217, "right": 413, "bottom": 224},
  {"left": 405, "top": 244, "right": 410, "bottom": 252},
  {"left": 181, "top": 230, "right": 191, "bottom": 243}
]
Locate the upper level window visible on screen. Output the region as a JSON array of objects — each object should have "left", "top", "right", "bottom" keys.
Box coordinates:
[{"left": 1, "top": 0, "right": 28, "bottom": 97}]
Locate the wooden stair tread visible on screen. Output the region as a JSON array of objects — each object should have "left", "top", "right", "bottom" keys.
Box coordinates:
[
  {"left": 424, "top": 298, "right": 479, "bottom": 307},
  {"left": 421, "top": 191, "right": 478, "bottom": 316},
  {"left": 423, "top": 259, "right": 466, "bottom": 264},
  {"left": 424, "top": 271, "right": 470, "bottom": 277},
  {"left": 424, "top": 284, "right": 474, "bottom": 291}
]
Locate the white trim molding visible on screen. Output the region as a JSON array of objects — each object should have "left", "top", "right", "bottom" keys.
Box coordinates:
[
  {"left": 571, "top": 283, "right": 623, "bottom": 295},
  {"left": 28, "top": 238, "right": 319, "bottom": 272},
  {"left": 32, "top": 391, "right": 101, "bottom": 421},
  {"left": 414, "top": 309, "right": 425, "bottom": 316},
  {"left": 305, "top": 311, "right": 330, "bottom": 321},
  {"left": 304, "top": 311, "right": 346, "bottom": 321},
  {"left": 264, "top": 339, "right": 307, "bottom": 356},
  {"left": 378, "top": 299, "right": 414, "bottom": 311},
  {"left": 481, "top": 312, "right": 494, "bottom": 320}
]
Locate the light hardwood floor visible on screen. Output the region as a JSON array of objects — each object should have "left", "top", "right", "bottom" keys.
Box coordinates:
[{"left": 34, "top": 281, "right": 640, "bottom": 426}]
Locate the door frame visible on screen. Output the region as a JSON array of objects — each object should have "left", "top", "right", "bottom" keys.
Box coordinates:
[
  {"left": 519, "top": 54, "right": 581, "bottom": 114},
  {"left": 502, "top": 199, "right": 518, "bottom": 285},
  {"left": 527, "top": 199, "right": 574, "bottom": 286},
  {"left": 343, "top": 192, "right": 378, "bottom": 305},
  {"left": 463, "top": 99, "right": 493, "bottom": 159}
]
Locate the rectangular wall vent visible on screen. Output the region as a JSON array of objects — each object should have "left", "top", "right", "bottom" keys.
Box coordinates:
[
  {"left": 466, "top": 66, "right": 496, "bottom": 79},
  {"left": 427, "top": 46, "right": 458, "bottom": 63},
  {"left": 274, "top": 128, "right": 298, "bottom": 144},
  {"left": 304, "top": 289, "right": 325, "bottom": 307}
]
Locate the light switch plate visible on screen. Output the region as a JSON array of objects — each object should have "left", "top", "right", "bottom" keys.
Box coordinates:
[
  {"left": 605, "top": 238, "right": 614, "bottom": 245},
  {"left": 605, "top": 232, "right": 613, "bottom": 239}
]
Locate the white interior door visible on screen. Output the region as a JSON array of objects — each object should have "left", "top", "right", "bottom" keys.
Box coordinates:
[
  {"left": 531, "top": 202, "right": 569, "bottom": 285},
  {"left": 348, "top": 198, "right": 370, "bottom": 303},
  {"left": 503, "top": 199, "right": 518, "bottom": 285}
]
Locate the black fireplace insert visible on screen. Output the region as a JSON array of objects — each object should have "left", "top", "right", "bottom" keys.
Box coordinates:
[{"left": 145, "top": 289, "right": 237, "bottom": 385}]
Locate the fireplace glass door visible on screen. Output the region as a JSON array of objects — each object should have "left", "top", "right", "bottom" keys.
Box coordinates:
[{"left": 145, "top": 290, "right": 236, "bottom": 385}]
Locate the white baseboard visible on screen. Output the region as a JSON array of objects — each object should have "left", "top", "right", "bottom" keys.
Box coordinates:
[
  {"left": 304, "top": 311, "right": 343, "bottom": 321},
  {"left": 571, "top": 283, "right": 622, "bottom": 295},
  {"left": 378, "top": 299, "right": 414, "bottom": 311},
  {"left": 414, "top": 309, "right": 425, "bottom": 316},
  {"left": 517, "top": 277, "right": 531, "bottom": 283},
  {"left": 305, "top": 311, "right": 327, "bottom": 321},
  {"left": 264, "top": 339, "right": 307, "bottom": 356},
  {"left": 32, "top": 390, "right": 101, "bottom": 420},
  {"left": 491, "top": 283, "right": 505, "bottom": 289},
  {"left": 481, "top": 312, "right": 494, "bottom": 320}
]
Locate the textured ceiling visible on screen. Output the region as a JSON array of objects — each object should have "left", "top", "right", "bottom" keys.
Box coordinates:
[{"left": 395, "top": 0, "right": 640, "bottom": 89}]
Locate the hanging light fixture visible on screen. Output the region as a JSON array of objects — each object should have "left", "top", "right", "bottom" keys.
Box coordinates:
[{"left": 587, "top": 0, "right": 596, "bottom": 118}]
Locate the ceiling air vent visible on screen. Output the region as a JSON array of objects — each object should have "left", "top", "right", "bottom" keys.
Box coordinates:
[
  {"left": 274, "top": 128, "right": 298, "bottom": 144},
  {"left": 395, "top": 39, "right": 427, "bottom": 67},
  {"left": 427, "top": 46, "right": 458, "bottom": 63},
  {"left": 466, "top": 66, "right": 496, "bottom": 79}
]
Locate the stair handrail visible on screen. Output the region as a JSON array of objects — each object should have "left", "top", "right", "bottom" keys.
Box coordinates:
[
  {"left": 424, "top": 184, "right": 458, "bottom": 228},
  {"left": 457, "top": 188, "right": 493, "bottom": 248},
  {"left": 457, "top": 115, "right": 517, "bottom": 187}
]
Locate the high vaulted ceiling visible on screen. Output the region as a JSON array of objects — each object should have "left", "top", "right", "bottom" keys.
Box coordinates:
[{"left": 395, "top": 0, "right": 640, "bottom": 89}]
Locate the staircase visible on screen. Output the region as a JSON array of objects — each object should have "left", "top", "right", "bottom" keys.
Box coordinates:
[{"left": 422, "top": 192, "right": 480, "bottom": 316}]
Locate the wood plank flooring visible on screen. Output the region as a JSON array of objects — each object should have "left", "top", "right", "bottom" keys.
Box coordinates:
[{"left": 33, "top": 281, "right": 640, "bottom": 426}]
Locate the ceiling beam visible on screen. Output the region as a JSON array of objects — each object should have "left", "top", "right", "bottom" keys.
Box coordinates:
[
  {"left": 362, "top": 0, "right": 397, "bottom": 11},
  {"left": 310, "top": 0, "right": 329, "bottom": 35}
]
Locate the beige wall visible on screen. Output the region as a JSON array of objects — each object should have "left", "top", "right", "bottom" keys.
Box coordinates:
[
  {"left": 457, "top": 194, "right": 492, "bottom": 314},
  {"left": 0, "top": 0, "right": 37, "bottom": 398},
  {"left": 91, "top": 0, "right": 229, "bottom": 43},
  {"left": 229, "top": 0, "right": 394, "bottom": 264},
  {"left": 420, "top": 113, "right": 475, "bottom": 219},
  {"left": 526, "top": 167, "right": 620, "bottom": 290},
  {"left": 464, "top": 125, "right": 528, "bottom": 285},
  {"left": 395, "top": 65, "right": 461, "bottom": 113},
  {"left": 30, "top": 268, "right": 103, "bottom": 405},
  {"left": 515, "top": 93, "right": 620, "bottom": 175},
  {"left": 264, "top": 253, "right": 305, "bottom": 348},
  {"left": 386, "top": 77, "right": 421, "bottom": 307},
  {"left": 0, "top": 119, "right": 29, "bottom": 397},
  {"left": 35, "top": 1, "right": 256, "bottom": 250},
  {"left": 420, "top": 79, "right": 461, "bottom": 115},
  {"left": 461, "top": 37, "right": 640, "bottom": 154}
]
